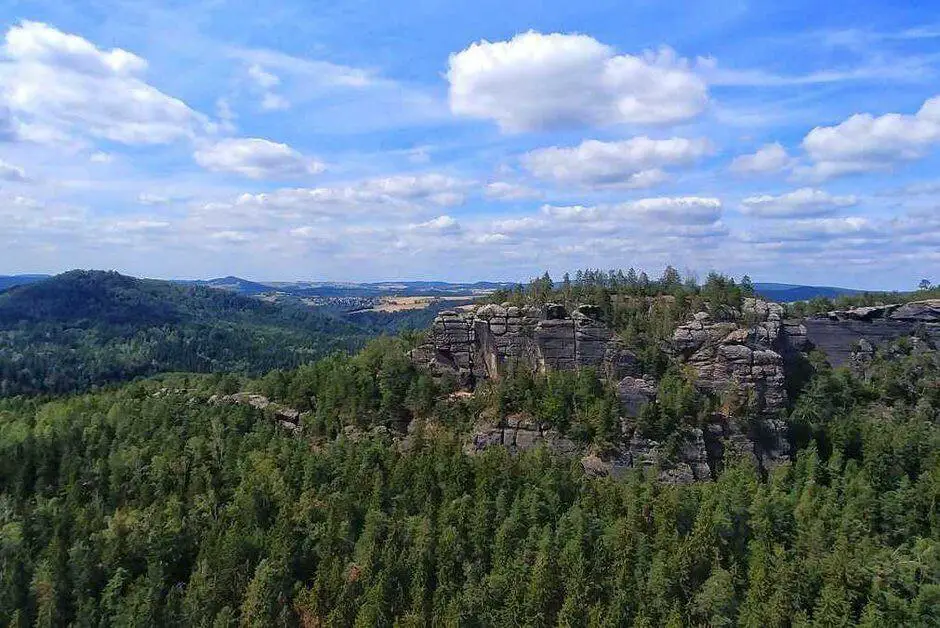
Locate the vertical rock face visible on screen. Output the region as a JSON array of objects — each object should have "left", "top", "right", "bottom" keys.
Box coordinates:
[
  {"left": 413, "top": 303, "right": 637, "bottom": 383},
  {"left": 802, "top": 300, "right": 940, "bottom": 367},
  {"left": 662, "top": 298, "right": 802, "bottom": 474},
  {"left": 669, "top": 298, "right": 796, "bottom": 417}
]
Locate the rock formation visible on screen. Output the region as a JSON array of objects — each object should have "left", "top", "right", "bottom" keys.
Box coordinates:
[
  {"left": 668, "top": 298, "right": 803, "bottom": 417},
  {"left": 803, "top": 300, "right": 940, "bottom": 367},
  {"left": 411, "top": 303, "right": 637, "bottom": 384},
  {"left": 209, "top": 392, "right": 304, "bottom": 433},
  {"left": 467, "top": 413, "right": 579, "bottom": 457},
  {"left": 414, "top": 296, "right": 940, "bottom": 484}
]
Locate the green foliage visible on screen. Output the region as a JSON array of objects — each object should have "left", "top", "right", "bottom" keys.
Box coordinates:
[
  {"left": 482, "top": 367, "right": 621, "bottom": 444},
  {"left": 636, "top": 366, "right": 711, "bottom": 440},
  {"left": 0, "top": 271, "right": 375, "bottom": 396},
  {"left": 489, "top": 268, "right": 751, "bottom": 379},
  {"left": 0, "top": 339, "right": 937, "bottom": 625}
]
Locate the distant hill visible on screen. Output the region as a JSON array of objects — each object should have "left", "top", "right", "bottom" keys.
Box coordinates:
[
  {"left": 753, "top": 282, "right": 862, "bottom": 303},
  {"left": 198, "top": 276, "right": 275, "bottom": 295},
  {"left": 0, "top": 270, "right": 370, "bottom": 396},
  {"left": 187, "top": 277, "right": 514, "bottom": 298},
  {"left": 0, "top": 274, "right": 50, "bottom": 292}
]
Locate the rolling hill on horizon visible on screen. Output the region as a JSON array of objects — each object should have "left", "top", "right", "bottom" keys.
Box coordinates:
[
  {"left": 0, "top": 270, "right": 371, "bottom": 395},
  {"left": 0, "top": 271, "right": 885, "bottom": 304}
]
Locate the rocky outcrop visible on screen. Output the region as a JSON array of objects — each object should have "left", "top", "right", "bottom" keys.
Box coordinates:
[
  {"left": 417, "top": 297, "right": 940, "bottom": 483},
  {"left": 803, "top": 300, "right": 940, "bottom": 367},
  {"left": 669, "top": 298, "right": 800, "bottom": 417},
  {"left": 412, "top": 303, "right": 637, "bottom": 384},
  {"left": 209, "top": 392, "right": 304, "bottom": 433},
  {"left": 467, "top": 414, "right": 578, "bottom": 456},
  {"left": 617, "top": 376, "right": 658, "bottom": 419}
]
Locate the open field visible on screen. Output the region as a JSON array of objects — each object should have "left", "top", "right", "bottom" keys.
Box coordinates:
[{"left": 361, "top": 295, "right": 476, "bottom": 312}]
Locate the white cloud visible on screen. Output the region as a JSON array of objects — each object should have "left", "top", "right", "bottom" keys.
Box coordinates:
[
  {"left": 0, "top": 158, "right": 27, "bottom": 181},
  {"left": 261, "top": 93, "right": 290, "bottom": 111},
  {"left": 541, "top": 196, "right": 722, "bottom": 227},
  {"left": 523, "top": 137, "right": 710, "bottom": 188},
  {"left": 622, "top": 196, "right": 723, "bottom": 224},
  {"left": 447, "top": 31, "right": 707, "bottom": 132},
  {"left": 741, "top": 188, "right": 858, "bottom": 218},
  {"left": 89, "top": 151, "right": 112, "bottom": 163},
  {"left": 700, "top": 55, "right": 934, "bottom": 87},
  {"left": 247, "top": 63, "right": 291, "bottom": 111},
  {"left": 106, "top": 219, "right": 171, "bottom": 233},
  {"left": 741, "top": 216, "right": 877, "bottom": 242},
  {"left": 409, "top": 215, "right": 461, "bottom": 234},
  {"left": 0, "top": 21, "right": 204, "bottom": 144},
  {"left": 800, "top": 95, "right": 940, "bottom": 180},
  {"left": 360, "top": 174, "right": 471, "bottom": 207},
  {"left": 730, "top": 143, "right": 795, "bottom": 175},
  {"left": 484, "top": 181, "right": 542, "bottom": 201},
  {"left": 137, "top": 193, "right": 172, "bottom": 205},
  {"left": 194, "top": 138, "right": 325, "bottom": 179},
  {"left": 210, "top": 230, "right": 256, "bottom": 243},
  {"left": 207, "top": 173, "right": 472, "bottom": 225},
  {"left": 247, "top": 63, "right": 280, "bottom": 89}
]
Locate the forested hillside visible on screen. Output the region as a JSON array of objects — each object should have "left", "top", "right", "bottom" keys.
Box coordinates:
[
  {"left": 0, "top": 271, "right": 370, "bottom": 396},
  {"left": 0, "top": 267, "right": 938, "bottom": 626},
  {"left": 0, "top": 336, "right": 937, "bottom": 626}
]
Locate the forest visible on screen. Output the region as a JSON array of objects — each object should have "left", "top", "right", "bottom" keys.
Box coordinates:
[
  {"left": 0, "top": 271, "right": 393, "bottom": 396},
  {"left": 0, "top": 268, "right": 937, "bottom": 626}
]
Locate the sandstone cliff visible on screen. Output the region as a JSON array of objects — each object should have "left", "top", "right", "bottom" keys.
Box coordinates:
[
  {"left": 412, "top": 297, "right": 940, "bottom": 483},
  {"left": 803, "top": 299, "right": 940, "bottom": 367},
  {"left": 410, "top": 302, "right": 637, "bottom": 384}
]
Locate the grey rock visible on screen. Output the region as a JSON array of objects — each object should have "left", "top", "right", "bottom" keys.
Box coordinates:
[{"left": 413, "top": 302, "right": 637, "bottom": 383}]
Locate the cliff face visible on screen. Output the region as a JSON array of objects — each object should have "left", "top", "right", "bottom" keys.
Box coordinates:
[
  {"left": 803, "top": 300, "right": 940, "bottom": 367},
  {"left": 414, "top": 297, "right": 939, "bottom": 483},
  {"left": 411, "top": 302, "right": 637, "bottom": 384},
  {"left": 668, "top": 298, "right": 801, "bottom": 417}
]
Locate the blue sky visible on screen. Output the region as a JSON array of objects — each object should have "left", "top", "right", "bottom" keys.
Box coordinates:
[{"left": 2, "top": 0, "right": 940, "bottom": 288}]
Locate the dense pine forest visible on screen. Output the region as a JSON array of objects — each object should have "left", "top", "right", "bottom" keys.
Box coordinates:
[
  {"left": 0, "top": 269, "right": 938, "bottom": 626},
  {"left": 0, "top": 271, "right": 378, "bottom": 396}
]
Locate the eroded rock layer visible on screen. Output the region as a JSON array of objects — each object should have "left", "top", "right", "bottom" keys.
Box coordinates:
[
  {"left": 412, "top": 303, "right": 637, "bottom": 384},
  {"left": 803, "top": 300, "right": 940, "bottom": 367}
]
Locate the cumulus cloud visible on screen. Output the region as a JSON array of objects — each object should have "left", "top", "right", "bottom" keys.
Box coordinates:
[
  {"left": 523, "top": 137, "right": 710, "bottom": 188},
  {"left": 484, "top": 181, "right": 542, "bottom": 201},
  {"left": 0, "top": 21, "right": 205, "bottom": 144},
  {"left": 194, "top": 138, "right": 325, "bottom": 179},
  {"left": 207, "top": 173, "right": 472, "bottom": 225},
  {"left": 408, "top": 215, "right": 461, "bottom": 234},
  {"left": 800, "top": 95, "right": 940, "bottom": 180},
  {"left": 730, "top": 143, "right": 795, "bottom": 175},
  {"left": 623, "top": 196, "right": 723, "bottom": 224},
  {"left": 447, "top": 31, "right": 707, "bottom": 132},
  {"left": 540, "top": 196, "right": 723, "bottom": 228},
  {"left": 0, "top": 158, "right": 27, "bottom": 181},
  {"left": 741, "top": 188, "right": 858, "bottom": 218},
  {"left": 741, "top": 216, "right": 877, "bottom": 242},
  {"left": 360, "top": 174, "right": 471, "bottom": 207}
]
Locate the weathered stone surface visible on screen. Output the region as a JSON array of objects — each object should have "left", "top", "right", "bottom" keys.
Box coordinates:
[
  {"left": 208, "top": 392, "right": 304, "bottom": 432},
  {"left": 669, "top": 297, "right": 791, "bottom": 417},
  {"left": 617, "top": 376, "right": 657, "bottom": 420},
  {"left": 466, "top": 414, "right": 578, "bottom": 456},
  {"left": 413, "top": 303, "right": 637, "bottom": 383},
  {"left": 804, "top": 300, "right": 940, "bottom": 367}
]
